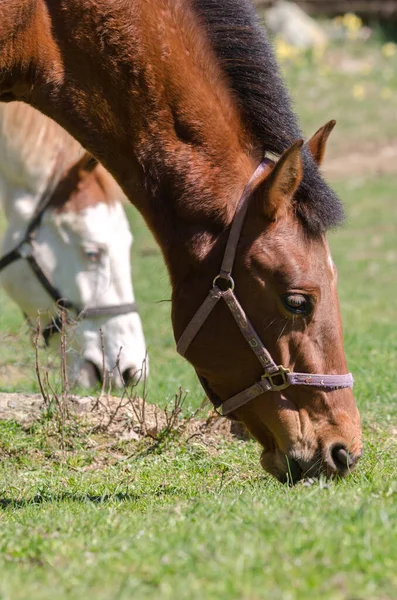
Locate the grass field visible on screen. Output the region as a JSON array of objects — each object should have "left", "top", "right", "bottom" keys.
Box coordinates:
[{"left": 0, "top": 34, "right": 396, "bottom": 600}]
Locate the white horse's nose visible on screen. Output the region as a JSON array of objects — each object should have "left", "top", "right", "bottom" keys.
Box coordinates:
[
  {"left": 121, "top": 367, "right": 140, "bottom": 387},
  {"left": 76, "top": 358, "right": 147, "bottom": 389}
]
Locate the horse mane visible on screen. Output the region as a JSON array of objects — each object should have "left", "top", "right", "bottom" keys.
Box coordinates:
[
  {"left": 192, "top": 0, "right": 344, "bottom": 233},
  {"left": 0, "top": 102, "right": 118, "bottom": 209}
]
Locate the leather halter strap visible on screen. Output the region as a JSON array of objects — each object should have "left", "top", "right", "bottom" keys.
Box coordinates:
[
  {"left": 0, "top": 153, "right": 138, "bottom": 342},
  {"left": 177, "top": 160, "right": 354, "bottom": 417}
]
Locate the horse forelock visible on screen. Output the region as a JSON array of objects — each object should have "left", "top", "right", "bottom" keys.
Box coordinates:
[{"left": 53, "top": 162, "right": 121, "bottom": 214}]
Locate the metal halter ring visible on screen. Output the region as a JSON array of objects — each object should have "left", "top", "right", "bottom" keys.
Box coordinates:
[
  {"left": 213, "top": 274, "right": 235, "bottom": 291},
  {"left": 262, "top": 366, "right": 291, "bottom": 391}
]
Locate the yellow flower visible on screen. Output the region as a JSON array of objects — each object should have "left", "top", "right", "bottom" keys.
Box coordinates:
[
  {"left": 274, "top": 37, "right": 302, "bottom": 64},
  {"left": 333, "top": 13, "right": 363, "bottom": 40},
  {"left": 382, "top": 43, "right": 397, "bottom": 59},
  {"left": 352, "top": 84, "right": 365, "bottom": 100},
  {"left": 343, "top": 13, "right": 363, "bottom": 40},
  {"left": 342, "top": 13, "right": 363, "bottom": 32}
]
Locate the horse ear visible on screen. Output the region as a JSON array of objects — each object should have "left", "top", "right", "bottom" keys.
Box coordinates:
[
  {"left": 263, "top": 140, "right": 304, "bottom": 220},
  {"left": 307, "top": 120, "right": 336, "bottom": 166}
]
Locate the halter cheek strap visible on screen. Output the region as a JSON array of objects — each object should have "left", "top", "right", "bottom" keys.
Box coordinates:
[{"left": 177, "top": 160, "right": 353, "bottom": 417}]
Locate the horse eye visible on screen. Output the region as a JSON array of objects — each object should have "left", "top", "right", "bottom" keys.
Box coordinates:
[
  {"left": 282, "top": 294, "right": 313, "bottom": 316},
  {"left": 84, "top": 248, "right": 103, "bottom": 263}
]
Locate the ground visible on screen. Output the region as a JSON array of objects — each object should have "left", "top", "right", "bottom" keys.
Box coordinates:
[{"left": 0, "top": 34, "right": 396, "bottom": 600}]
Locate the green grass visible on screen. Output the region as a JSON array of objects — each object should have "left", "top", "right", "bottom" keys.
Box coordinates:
[
  {"left": 0, "top": 418, "right": 396, "bottom": 600},
  {"left": 0, "top": 36, "right": 396, "bottom": 600}
]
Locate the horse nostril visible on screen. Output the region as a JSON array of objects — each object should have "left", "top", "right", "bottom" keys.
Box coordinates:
[
  {"left": 122, "top": 368, "right": 138, "bottom": 387},
  {"left": 89, "top": 361, "right": 102, "bottom": 385},
  {"left": 79, "top": 360, "right": 102, "bottom": 387},
  {"left": 330, "top": 444, "right": 356, "bottom": 472}
]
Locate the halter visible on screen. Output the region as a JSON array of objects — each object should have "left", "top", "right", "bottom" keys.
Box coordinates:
[
  {"left": 0, "top": 154, "right": 137, "bottom": 343},
  {"left": 177, "top": 160, "right": 353, "bottom": 417}
]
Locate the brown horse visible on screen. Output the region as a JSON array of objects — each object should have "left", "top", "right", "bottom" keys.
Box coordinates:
[{"left": 0, "top": 0, "right": 362, "bottom": 483}]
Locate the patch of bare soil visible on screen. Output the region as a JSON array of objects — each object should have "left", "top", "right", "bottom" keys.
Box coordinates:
[
  {"left": 0, "top": 392, "right": 250, "bottom": 444},
  {"left": 324, "top": 140, "right": 397, "bottom": 178}
]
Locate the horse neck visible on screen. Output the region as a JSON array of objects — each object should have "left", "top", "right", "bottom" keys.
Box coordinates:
[{"left": 29, "top": 0, "right": 257, "bottom": 285}]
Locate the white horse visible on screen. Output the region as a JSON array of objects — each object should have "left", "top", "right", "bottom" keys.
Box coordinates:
[{"left": 0, "top": 102, "right": 147, "bottom": 388}]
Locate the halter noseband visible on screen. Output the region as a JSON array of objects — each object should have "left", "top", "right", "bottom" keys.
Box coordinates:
[
  {"left": 177, "top": 160, "right": 353, "bottom": 417},
  {"left": 0, "top": 154, "right": 137, "bottom": 343}
]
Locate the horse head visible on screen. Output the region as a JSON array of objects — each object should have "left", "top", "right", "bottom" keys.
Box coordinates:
[
  {"left": 0, "top": 104, "right": 147, "bottom": 388},
  {"left": 177, "top": 123, "right": 361, "bottom": 483}
]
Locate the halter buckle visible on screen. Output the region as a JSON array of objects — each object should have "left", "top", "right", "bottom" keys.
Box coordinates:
[{"left": 262, "top": 366, "right": 290, "bottom": 391}]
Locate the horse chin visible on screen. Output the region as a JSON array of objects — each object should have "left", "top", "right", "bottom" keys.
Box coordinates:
[
  {"left": 260, "top": 446, "right": 325, "bottom": 484},
  {"left": 259, "top": 423, "right": 362, "bottom": 485},
  {"left": 251, "top": 388, "right": 361, "bottom": 484},
  {"left": 261, "top": 450, "right": 298, "bottom": 484}
]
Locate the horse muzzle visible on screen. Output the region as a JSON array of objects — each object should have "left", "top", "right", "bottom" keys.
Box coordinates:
[
  {"left": 77, "top": 360, "right": 142, "bottom": 389},
  {"left": 261, "top": 441, "right": 362, "bottom": 484}
]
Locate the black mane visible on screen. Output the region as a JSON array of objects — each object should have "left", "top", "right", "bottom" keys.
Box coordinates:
[{"left": 192, "top": 0, "right": 344, "bottom": 232}]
